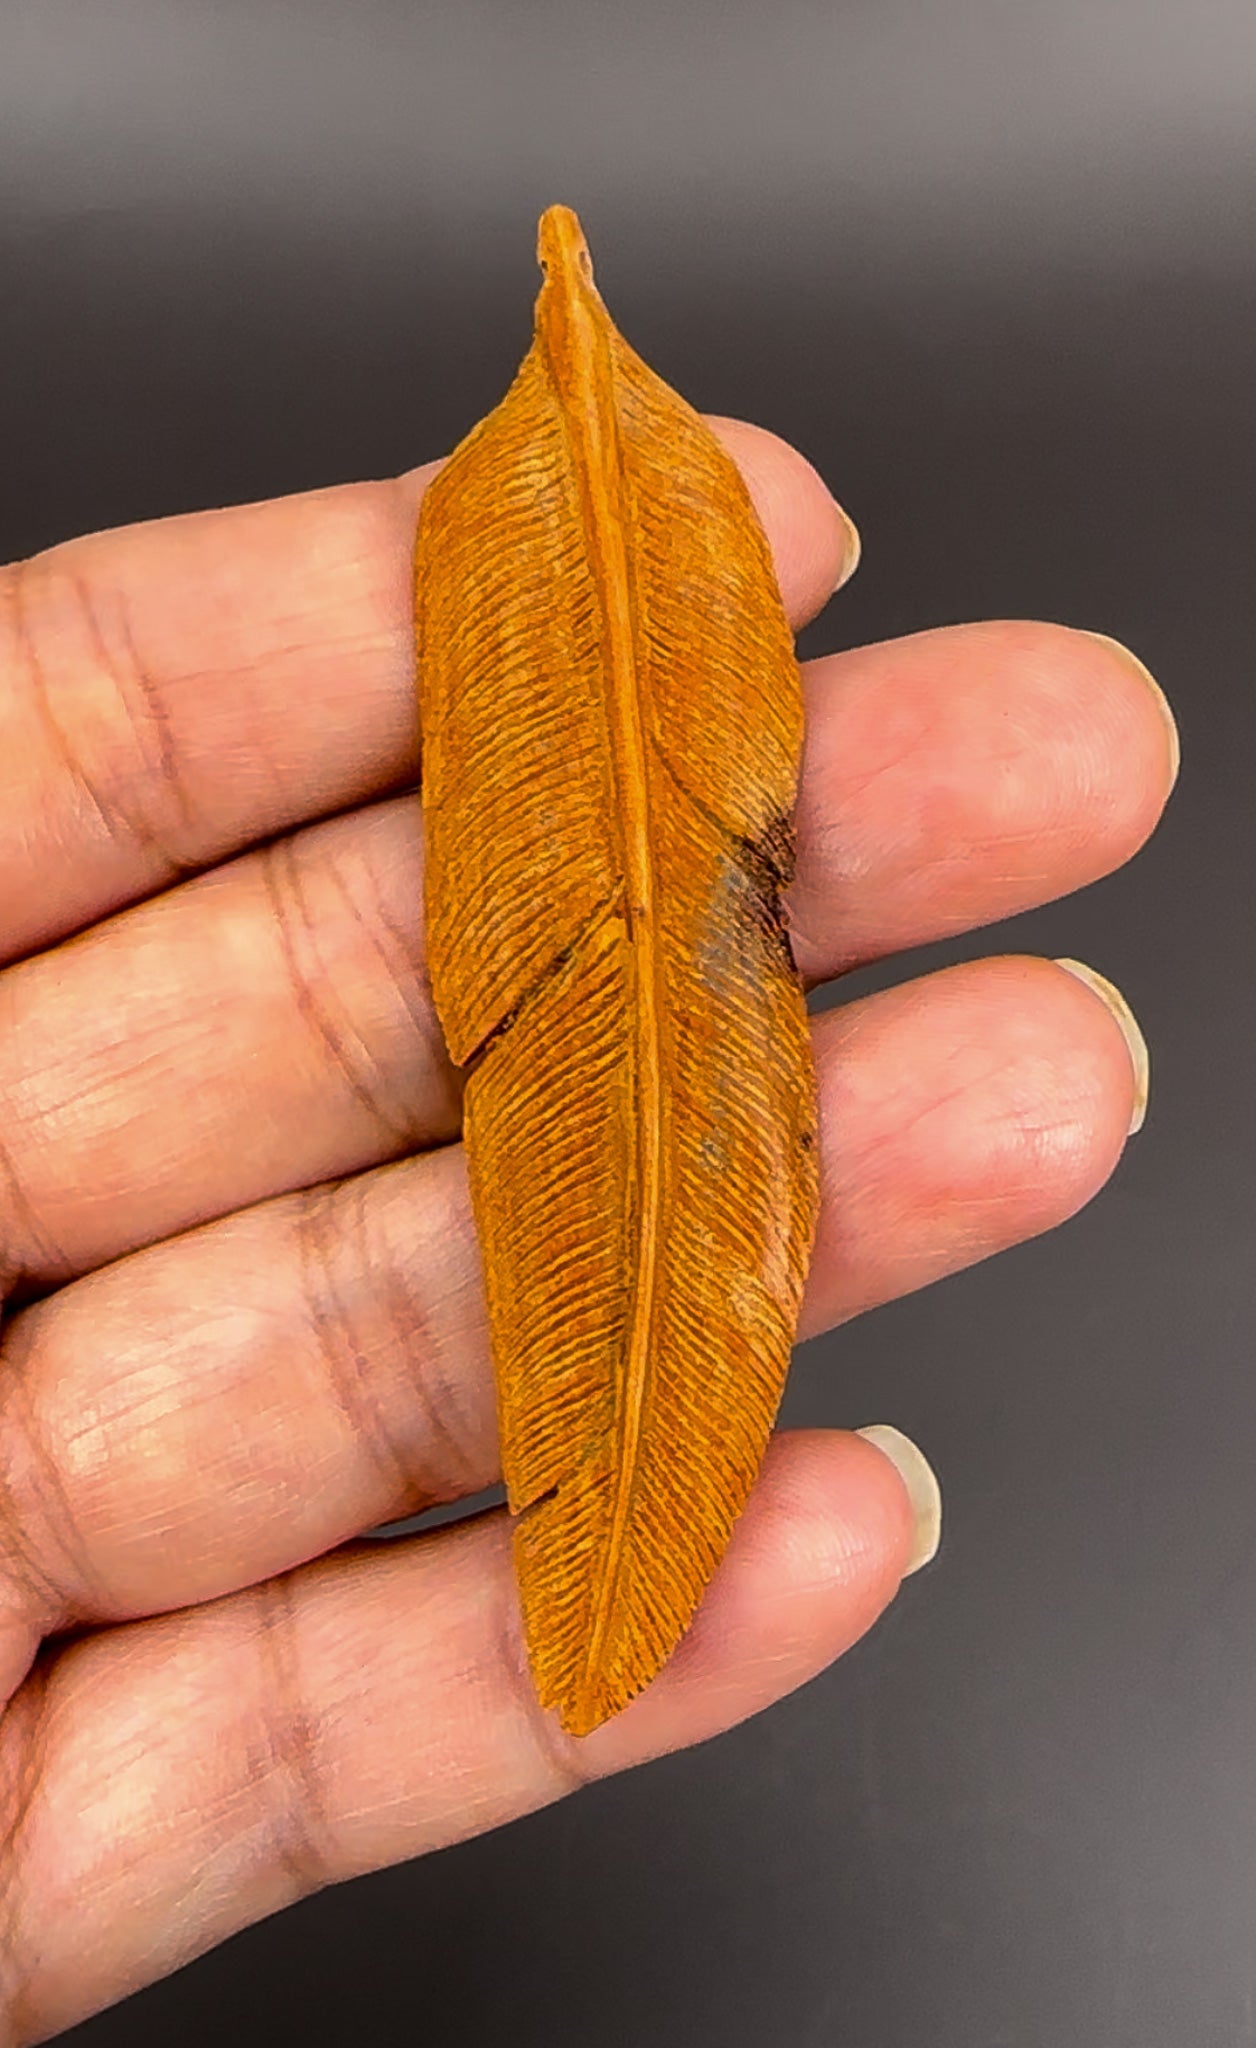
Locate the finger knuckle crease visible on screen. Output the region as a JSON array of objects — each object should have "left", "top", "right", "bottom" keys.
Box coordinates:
[
  {"left": 262, "top": 841, "right": 414, "bottom": 1144},
  {"left": 251, "top": 1575, "right": 338, "bottom": 1900},
  {"left": 0, "top": 1121, "right": 73, "bottom": 1302},
  {"left": 0, "top": 1309, "right": 102, "bottom": 1638},
  {"left": 0, "top": 1663, "right": 54, "bottom": 2047},
  {"left": 353, "top": 850, "right": 457, "bottom": 1115},
  {"left": 296, "top": 1183, "right": 415, "bottom": 1499},
  {"left": 8, "top": 555, "right": 196, "bottom": 876},
  {"left": 328, "top": 832, "right": 461, "bottom": 1142},
  {"left": 297, "top": 1180, "right": 477, "bottom": 1509}
]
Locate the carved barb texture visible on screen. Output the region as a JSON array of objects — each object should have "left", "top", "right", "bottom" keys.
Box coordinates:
[{"left": 413, "top": 204, "right": 819, "bottom": 1736}]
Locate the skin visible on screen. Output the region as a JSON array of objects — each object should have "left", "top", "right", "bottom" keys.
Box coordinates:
[{"left": 0, "top": 416, "right": 1175, "bottom": 2043}]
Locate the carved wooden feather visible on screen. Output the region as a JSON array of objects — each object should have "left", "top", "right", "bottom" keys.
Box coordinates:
[{"left": 413, "top": 203, "right": 819, "bottom": 1736}]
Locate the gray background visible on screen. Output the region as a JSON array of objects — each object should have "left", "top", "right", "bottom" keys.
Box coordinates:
[{"left": 1, "top": 2, "right": 1251, "bottom": 2043}]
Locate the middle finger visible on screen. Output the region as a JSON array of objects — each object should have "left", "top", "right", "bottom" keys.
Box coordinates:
[{"left": 0, "top": 620, "right": 1171, "bottom": 1286}]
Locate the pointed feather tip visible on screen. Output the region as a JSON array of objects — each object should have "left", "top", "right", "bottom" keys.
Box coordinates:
[
  {"left": 539, "top": 1637, "right": 679, "bottom": 1738},
  {"left": 536, "top": 203, "right": 595, "bottom": 288},
  {"left": 552, "top": 1679, "right": 632, "bottom": 1741},
  {"left": 527, "top": 1626, "right": 645, "bottom": 1739}
]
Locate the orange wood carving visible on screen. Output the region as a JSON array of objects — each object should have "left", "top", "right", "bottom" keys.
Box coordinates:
[{"left": 414, "top": 203, "right": 818, "bottom": 1735}]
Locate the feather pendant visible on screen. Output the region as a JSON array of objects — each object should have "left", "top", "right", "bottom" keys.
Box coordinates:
[{"left": 413, "top": 203, "right": 819, "bottom": 1736}]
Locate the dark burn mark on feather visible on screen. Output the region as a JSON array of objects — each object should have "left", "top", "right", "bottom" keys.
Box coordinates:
[
  {"left": 735, "top": 807, "right": 796, "bottom": 894},
  {"left": 728, "top": 810, "right": 799, "bottom": 975},
  {"left": 648, "top": 731, "right": 797, "bottom": 888},
  {"left": 691, "top": 812, "right": 800, "bottom": 983},
  {"left": 645, "top": 733, "right": 802, "bottom": 980},
  {"left": 694, "top": 816, "right": 800, "bottom": 1002}
]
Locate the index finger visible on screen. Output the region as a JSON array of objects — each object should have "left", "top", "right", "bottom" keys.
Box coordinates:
[{"left": 0, "top": 420, "right": 854, "bottom": 965}]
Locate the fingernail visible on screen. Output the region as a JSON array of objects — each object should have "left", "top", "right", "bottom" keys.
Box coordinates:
[
  {"left": 855, "top": 1424, "right": 942, "bottom": 1575},
  {"left": 1054, "top": 958, "right": 1150, "bottom": 1134},
  {"left": 832, "top": 501, "right": 862, "bottom": 591},
  {"left": 1081, "top": 631, "right": 1180, "bottom": 791}
]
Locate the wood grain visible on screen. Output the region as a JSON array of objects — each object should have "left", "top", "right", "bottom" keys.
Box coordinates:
[{"left": 413, "top": 204, "right": 818, "bottom": 1735}]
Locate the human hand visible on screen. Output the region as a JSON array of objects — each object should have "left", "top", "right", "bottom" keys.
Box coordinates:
[{"left": 0, "top": 419, "right": 1174, "bottom": 2039}]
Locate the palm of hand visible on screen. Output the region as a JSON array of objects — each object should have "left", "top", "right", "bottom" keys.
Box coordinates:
[{"left": 0, "top": 419, "right": 1173, "bottom": 2041}]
